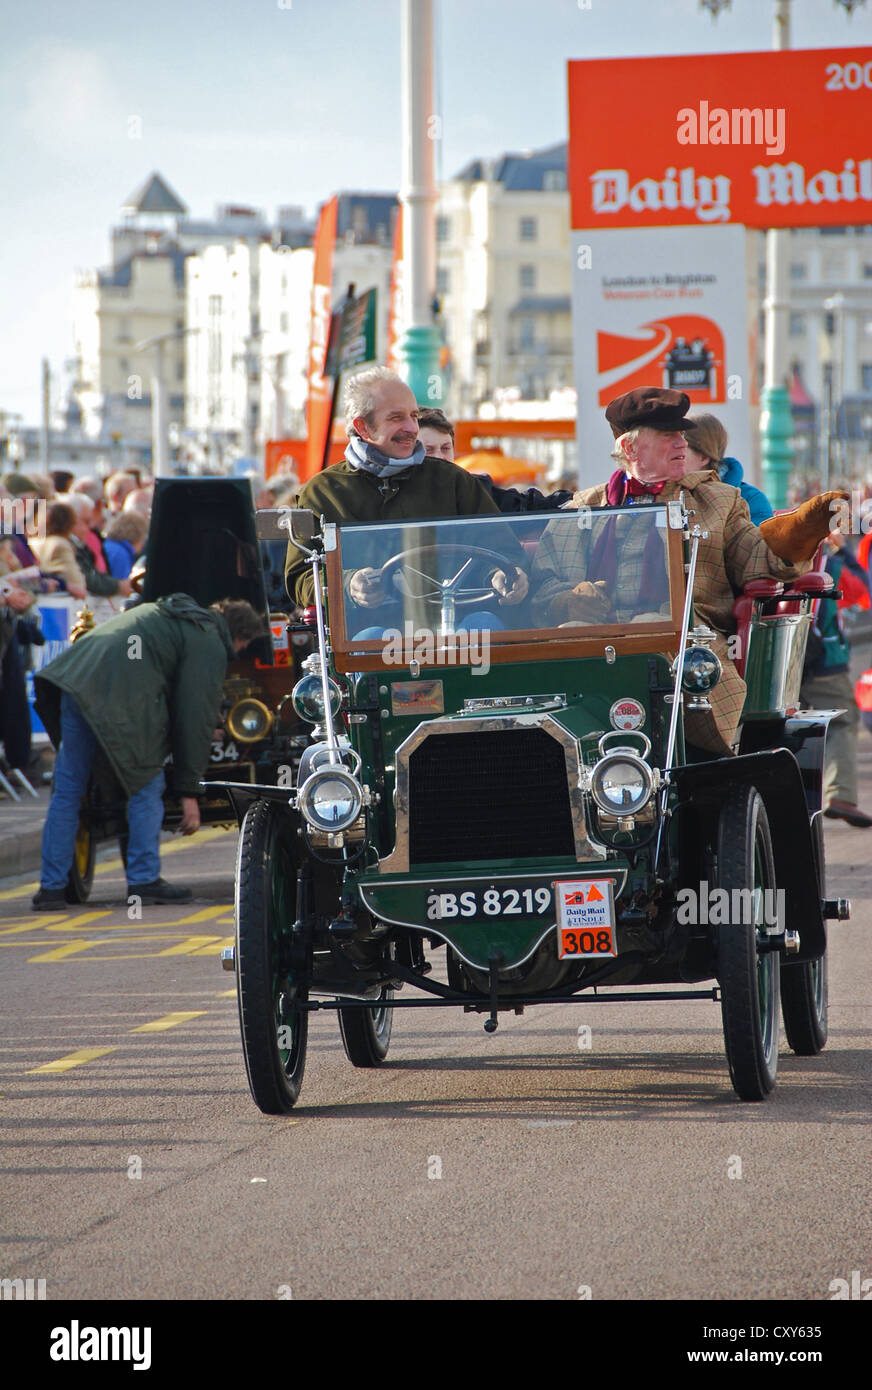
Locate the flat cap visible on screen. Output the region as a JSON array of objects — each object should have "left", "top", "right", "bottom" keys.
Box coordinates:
[{"left": 605, "top": 388, "right": 698, "bottom": 439}]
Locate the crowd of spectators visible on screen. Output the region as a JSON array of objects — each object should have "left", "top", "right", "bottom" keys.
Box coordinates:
[{"left": 0, "top": 469, "right": 153, "bottom": 782}]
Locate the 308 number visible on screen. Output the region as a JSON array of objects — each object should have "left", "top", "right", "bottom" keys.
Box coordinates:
[{"left": 562, "top": 929, "right": 613, "bottom": 955}]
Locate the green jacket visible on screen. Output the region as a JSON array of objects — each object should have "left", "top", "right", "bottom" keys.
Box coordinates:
[
  {"left": 285, "top": 457, "right": 500, "bottom": 606},
  {"left": 34, "top": 594, "right": 234, "bottom": 797}
]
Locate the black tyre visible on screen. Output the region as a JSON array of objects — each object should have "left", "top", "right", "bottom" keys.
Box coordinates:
[
  {"left": 338, "top": 989, "right": 393, "bottom": 1067},
  {"left": 64, "top": 812, "right": 95, "bottom": 903},
  {"left": 716, "top": 784, "right": 780, "bottom": 1101},
  {"left": 781, "top": 814, "right": 828, "bottom": 1055},
  {"left": 118, "top": 834, "right": 129, "bottom": 870},
  {"left": 235, "top": 799, "right": 308, "bottom": 1113}
]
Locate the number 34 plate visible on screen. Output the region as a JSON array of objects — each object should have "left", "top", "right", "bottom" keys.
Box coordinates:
[{"left": 555, "top": 879, "right": 618, "bottom": 959}]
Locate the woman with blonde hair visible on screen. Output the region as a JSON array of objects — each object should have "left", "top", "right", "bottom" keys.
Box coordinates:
[{"left": 685, "top": 413, "right": 773, "bottom": 526}]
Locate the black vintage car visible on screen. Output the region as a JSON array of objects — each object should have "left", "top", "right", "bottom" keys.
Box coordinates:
[{"left": 63, "top": 477, "right": 313, "bottom": 901}]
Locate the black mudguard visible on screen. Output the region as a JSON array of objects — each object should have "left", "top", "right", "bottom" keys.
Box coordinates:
[{"left": 672, "top": 748, "right": 825, "bottom": 962}]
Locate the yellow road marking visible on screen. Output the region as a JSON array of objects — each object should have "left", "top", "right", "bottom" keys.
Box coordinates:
[
  {"left": 27, "top": 1046, "right": 117, "bottom": 1074},
  {"left": 189, "top": 936, "right": 234, "bottom": 956},
  {"left": 0, "top": 828, "right": 236, "bottom": 904},
  {"left": 216, "top": 988, "right": 236, "bottom": 998},
  {"left": 59, "top": 911, "right": 112, "bottom": 928},
  {"left": 42, "top": 905, "right": 232, "bottom": 932},
  {"left": 27, "top": 939, "right": 105, "bottom": 962},
  {"left": 0, "top": 922, "right": 48, "bottom": 937},
  {"left": 130, "top": 1010, "right": 206, "bottom": 1033},
  {"left": 157, "top": 936, "right": 223, "bottom": 956}
]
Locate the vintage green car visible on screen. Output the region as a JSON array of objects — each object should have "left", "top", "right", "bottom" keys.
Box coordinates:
[{"left": 217, "top": 500, "right": 848, "bottom": 1112}]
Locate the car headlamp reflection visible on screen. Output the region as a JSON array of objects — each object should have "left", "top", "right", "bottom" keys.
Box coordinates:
[
  {"left": 589, "top": 751, "right": 655, "bottom": 816},
  {"left": 297, "top": 766, "right": 363, "bottom": 833}
]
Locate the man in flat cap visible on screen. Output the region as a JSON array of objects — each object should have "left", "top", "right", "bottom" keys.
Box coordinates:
[{"left": 531, "top": 387, "right": 842, "bottom": 756}]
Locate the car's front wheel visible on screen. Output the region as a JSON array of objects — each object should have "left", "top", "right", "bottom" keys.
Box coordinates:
[
  {"left": 235, "top": 799, "right": 308, "bottom": 1113},
  {"left": 716, "top": 784, "right": 780, "bottom": 1101}
]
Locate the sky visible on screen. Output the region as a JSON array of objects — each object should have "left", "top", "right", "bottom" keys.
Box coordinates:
[{"left": 2, "top": 0, "right": 872, "bottom": 425}]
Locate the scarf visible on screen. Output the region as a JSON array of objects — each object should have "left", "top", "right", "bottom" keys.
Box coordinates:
[
  {"left": 588, "top": 470, "right": 670, "bottom": 605},
  {"left": 345, "top": 435, "right": 427, "bottom": 480},
  {"left": 605, "top": 469, "right": 666, "bottom": 506}
]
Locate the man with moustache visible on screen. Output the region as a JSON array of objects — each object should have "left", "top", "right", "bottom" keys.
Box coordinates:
[
  {"left": 531, "top": 388, "right": 842, "bottom": 756},
  {"left": 285, "top": 366, "right": 528, "bottom": 612}
]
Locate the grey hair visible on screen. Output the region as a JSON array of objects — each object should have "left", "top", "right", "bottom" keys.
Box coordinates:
[
  {"left": 343, "top": 366, "right": 408, "bottom": 438},
  {"left": 58, "top": 491, "right": 93, "bottom": 520},
  {"left": 610, "top": 428, "right": 641, "bottom": 464},
  {"left": 70, "top": 476, "right": 103, "bottom": 503}
]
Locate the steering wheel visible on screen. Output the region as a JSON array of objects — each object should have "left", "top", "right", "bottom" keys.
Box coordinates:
[{"left": 378, "top": 543, "right": 518, "bottom": 606}]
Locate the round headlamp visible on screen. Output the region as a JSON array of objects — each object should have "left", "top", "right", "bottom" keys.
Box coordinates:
[
  {"left": 590, "top": 751, "right": 654, "bottom": 816},
  {"left": 226, "top": 697, "right": 272, "bottom": 744},
  {"left": 298, "top": 766, "right": 363, "bottom": 833},
  {"left": 681, "top": 644, "right": 723, "bottom": 695},
  {"left": 291, "top": 673, "right": 343, "bottom": 724}
]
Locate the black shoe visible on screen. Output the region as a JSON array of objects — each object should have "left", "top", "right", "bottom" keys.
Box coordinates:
[
  {"left": 824, "top": 800, "right": 872, "bottom": 828},
  {"left": 31, "top": 888, "right": 69, "bottom": 912},
  {"left": 127, "top": 878, "right": 193, "bottom": 905}
]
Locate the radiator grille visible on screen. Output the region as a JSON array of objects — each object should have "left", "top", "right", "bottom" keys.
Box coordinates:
[{"left": 408, "top": 728, "right": 575, "bottom": 864}]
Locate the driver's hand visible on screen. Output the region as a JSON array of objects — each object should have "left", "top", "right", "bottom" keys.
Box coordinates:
[
  {"left": 491, "top": 566, "right": 529, "bottom": 606},
  {"left": 349, "top": 567, "right": 387, "bottom": 608}
]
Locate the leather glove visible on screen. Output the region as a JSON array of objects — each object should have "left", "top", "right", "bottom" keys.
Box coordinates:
[
  {"left": 759, "top": 491, "right": 850, "bottom": 564},
  {"left": 549, "top": 579, "right": 614, "bottom": 624}
]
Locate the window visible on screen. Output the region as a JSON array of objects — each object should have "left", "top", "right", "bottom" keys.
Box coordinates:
[
  {"left": 789, "top": 312, "right": 806, "bottom": 337},
  {"left": 280, "top": 312, "right": 289, "bottom": 333},
  {"left": 519, "top": 216, "right": 537, "bottom": 242},
  {"left": 864, "top": 264, "right": 872, "bottom": 279},
  {"left": 543, "top": 169, "right": 566, "bottom": 191},
  {"left": 519, "top": 264, "right": 536, "bottom": 290},
  {"left": 436, "top": 267, "right": 450, "bottom": 294},
  {"left": 862, "top": 364, "right": 872, "bottom": 392},
  {"left": 789, "top": 262, "right": 807, "bottom": 281},
  {"left": 519, "top": 317, "right": 535, "bottom": 350},
  {"left": 436, "top": 215, "right": 450, "bottom": 243}
]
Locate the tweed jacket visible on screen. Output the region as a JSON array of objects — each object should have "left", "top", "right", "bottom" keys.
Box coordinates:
[{"left": 557, "top": 470, "right": 810, "bottom": 755}]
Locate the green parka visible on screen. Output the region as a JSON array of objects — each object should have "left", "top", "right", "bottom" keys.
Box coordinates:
[
  {"left": 285, "top": 457, "right": 500, "bottom": 606},
  {"left": 34, "top": 594, "right": 234, "bottom": 797}
]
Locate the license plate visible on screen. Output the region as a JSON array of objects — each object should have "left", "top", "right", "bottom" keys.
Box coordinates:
[
  {"left": 555, "top": 879, "right": 618, "bottom": 958},
  {"left": 425, "top": 881, "right": 553, "bottom": 923}
]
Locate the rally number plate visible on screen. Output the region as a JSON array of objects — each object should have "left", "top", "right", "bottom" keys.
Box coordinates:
[
  {"left": 425, "top": 882, "right": 553, "bottom": 923},
  {"left": 555, "top": 879, "right": 618, "bottom": 959}
]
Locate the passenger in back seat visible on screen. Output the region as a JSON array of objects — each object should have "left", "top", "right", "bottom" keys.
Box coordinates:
[{"left": 532, "top": 387, "right": 843, "bottom": 757}]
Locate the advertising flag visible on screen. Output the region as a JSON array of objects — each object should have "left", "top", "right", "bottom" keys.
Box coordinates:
[{"left": 305, "top": 195, "right": 338, "bottom": 479}]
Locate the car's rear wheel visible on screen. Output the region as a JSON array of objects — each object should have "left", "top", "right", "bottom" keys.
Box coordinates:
[
  {"left": 716, "top": 784, "right": 780, "bottom": 1101},
  {"left": 235, "top": 799, "right": 308, "bottom": 1113},
  {"left": 338, "top": 990, "right": 393, "bottom": 1067},
  {"left": 781, "top": 814, "right": 828, "bottom": 1055},
  {"left": 64, "top": 810, "right": 95, "bottom": 903}
]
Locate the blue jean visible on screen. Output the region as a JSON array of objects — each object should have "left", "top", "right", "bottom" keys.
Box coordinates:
[{"left": 41, "top": 692, "right": 165, "bottom": 890}]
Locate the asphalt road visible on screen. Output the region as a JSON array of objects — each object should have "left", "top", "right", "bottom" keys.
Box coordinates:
[{"left": 1, "top": 762, "right": 870, "bottom": 1304}]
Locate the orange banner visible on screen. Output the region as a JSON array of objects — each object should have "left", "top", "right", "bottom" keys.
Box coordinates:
[
  {"left": 568, "top": 47, "right": 872, "bottom": 230},
  {"left": 306, "top": 196, "right": 338, "bottom": 476},
  {"left": 386, "top": 204, "right": 404, "bottom": 373}
]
